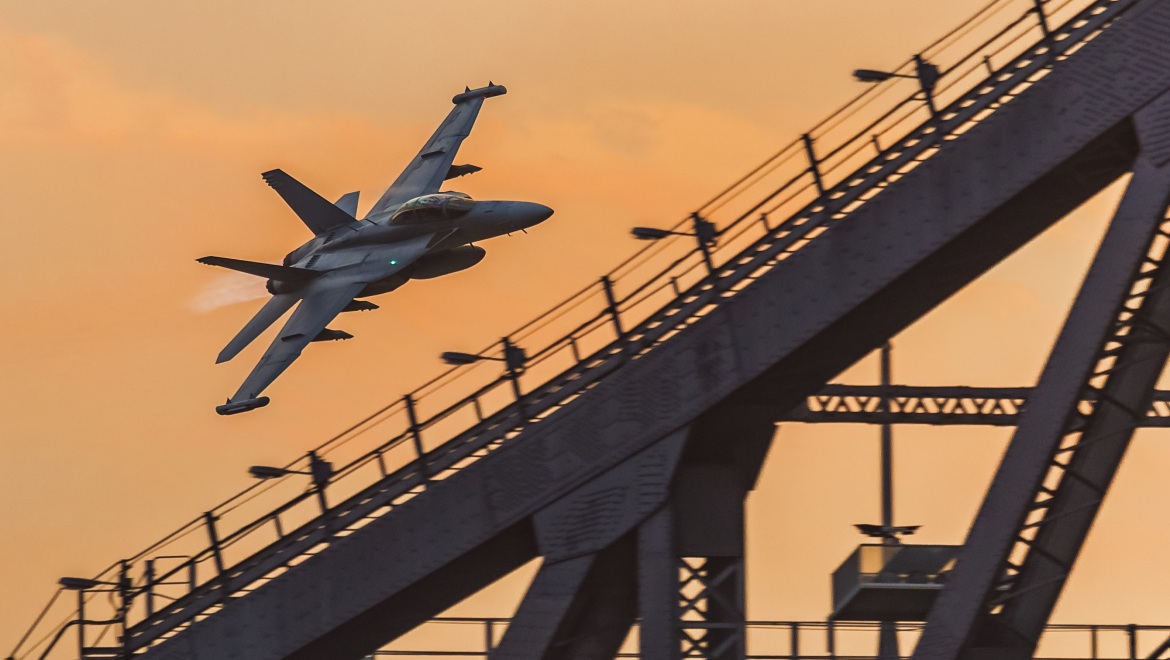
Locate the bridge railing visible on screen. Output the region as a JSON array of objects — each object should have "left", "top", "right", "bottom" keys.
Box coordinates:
[
  {"left": 8, "top": 0, "right": 1137, "bottom": 658},
  {"left": 368, "top": 618, "right": 1170, "bottom": 659}
]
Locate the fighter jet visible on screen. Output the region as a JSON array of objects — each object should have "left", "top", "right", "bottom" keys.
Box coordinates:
[{"left": 199, "top": 84, "right": 552, "bottom": 415}]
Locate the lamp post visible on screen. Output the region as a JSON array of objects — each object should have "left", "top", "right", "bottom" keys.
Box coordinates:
[
  {"left": 250, "top": 450, "right": 334, "bottom": 517},
  {"left": 855, "top": 54, "right": 941, "bottom": 120},
  {"left": 851, "top": 342, "right": 921, "bottom": 660},
  {"left": 58, "top": 569, "right": 131, "bottom": 660},
  {"left": 632, "top": 212, "right": 718, "bottom": 274},
  {"left": 442, "top": 337, "right": 528, "bottom": 402}
]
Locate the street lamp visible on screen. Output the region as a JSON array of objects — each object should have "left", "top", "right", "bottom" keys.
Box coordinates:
[
  {"left": 441, "top": 340, "right": 527, "bottom": 374},
  {"left": 632, "top": 213, "right": 718, "bottom": 274},
  {"left": 248, "top": 451, "right": 333, "bottom": 487},
  {"left": 853, "top": 69, "right": 901, "bottom": 83},
  {"left": 247, "top": 465, "right": 292, "bottom": 480},
  {"left": 441, "top": 338, "right": 528, "bottom": 401},
  {"left": 630, "top": 226, "right": 675, "bottom": 241},
  {"left": 58, "top": 577, "right": 105, "bottom": 591},
  {"left": 249, "top": 451, "right": 334, "bottom": 518},
  {"left": 854, "top": 54, "right": 941, "bottom": 118},
  {"left": 57, "top": 572, "right": 131, "bottom": 659},
  {"left": 439, "top": 351, "right": 482, "bottom": 366}
]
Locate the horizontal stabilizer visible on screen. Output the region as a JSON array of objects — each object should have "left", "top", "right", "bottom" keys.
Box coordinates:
[
  {"left": 262, "top": 169, "right": 356, "bottom": 235},
  {"left": 197, "top": 256, "right": 320, "bottom": 282},
  {"left": 342, "top": 300, "right": 379, "bottom": 312},
  {"left": 335, "top": 191, "right": 360, "bottom": 217}
]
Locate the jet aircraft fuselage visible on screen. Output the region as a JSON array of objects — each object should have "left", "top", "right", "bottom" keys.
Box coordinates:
[
  {"left": 272, "top": 198, "right": 552, "bottom": 296},
  {"left": 198, "top": 84, "right": 553, "bottom": 415}
]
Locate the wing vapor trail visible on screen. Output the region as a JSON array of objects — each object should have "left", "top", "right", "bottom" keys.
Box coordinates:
[{"left": 191, "top": 272, "right": 270, "bottom": 313}]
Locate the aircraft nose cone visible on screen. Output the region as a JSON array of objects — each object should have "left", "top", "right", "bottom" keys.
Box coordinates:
[{"left": 519, "top": 202, "right": 554, "bottom": 228}]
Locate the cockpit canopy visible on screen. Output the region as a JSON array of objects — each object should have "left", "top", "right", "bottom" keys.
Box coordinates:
[{"left": 391, "top": 192, "right": 474, "bottom": 225}]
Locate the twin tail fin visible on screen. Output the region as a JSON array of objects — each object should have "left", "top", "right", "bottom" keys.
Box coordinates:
[{"left": 262, "top": 169, "right": 358, "bottom": 235}]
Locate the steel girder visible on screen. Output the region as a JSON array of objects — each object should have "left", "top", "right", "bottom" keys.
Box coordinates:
[
  {"left": 496, "top": 406, "right": 773, "bottom": 660},
  {"left": 912, "top": 98, "right": 1170, "bottom": 660},
  {"left": 492, "top": 539, "right": 639, "bottom": 660},
  {"left": 636, "top": 473, "right": 752, "bottom": 660},
  {"left": 635, "top": 407, "right": 774, "bottom": 660},
  {"left": 786, "top": 385, "right": 1170, "bottom": 426}
]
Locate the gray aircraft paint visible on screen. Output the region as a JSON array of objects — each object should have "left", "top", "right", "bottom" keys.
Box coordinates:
[{"left": 198, "top": 84, "right": 553, "bottom": 415}]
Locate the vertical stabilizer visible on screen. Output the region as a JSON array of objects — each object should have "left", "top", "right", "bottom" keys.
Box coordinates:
[{"left": 335, "top": 191, "right": 360, "bottom": 217}]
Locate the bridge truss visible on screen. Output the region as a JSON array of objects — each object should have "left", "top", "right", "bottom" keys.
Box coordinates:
[{"left": 11, "top": 0, "right": 1170, "bottom": 658}]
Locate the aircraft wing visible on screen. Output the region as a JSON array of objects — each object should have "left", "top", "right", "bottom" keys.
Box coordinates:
[
  {"left": 365, "top": 84, "right": 506, "bottom": 221},
  {"left": 223, "top": 279, "right": 367, "bottom": 409},
  {"left": 217, "top": 234, "right": 439, "bottom": 414}
]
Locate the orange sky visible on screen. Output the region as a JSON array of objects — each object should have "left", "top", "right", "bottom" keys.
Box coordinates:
[{"left": 3, "top": 1, "right": 1168, "bottom": 655}]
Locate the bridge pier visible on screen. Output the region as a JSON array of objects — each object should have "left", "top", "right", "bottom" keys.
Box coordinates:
[
  {"left": 638, "top": 493, "right": 748, "bottom": 660},
  {"left": 638, "top": 408, "right": 773, "bottom": 660},
  {"left": 494, "top": 410, "right": 768, "bottom": 660}
]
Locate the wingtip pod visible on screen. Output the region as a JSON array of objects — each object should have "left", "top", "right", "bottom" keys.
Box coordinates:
[
  {"left": 216, "top": 396, "right": 270, "bottom": 416},
  {"left": 452, "top": 83, "right": 507, "bottom": 105}
]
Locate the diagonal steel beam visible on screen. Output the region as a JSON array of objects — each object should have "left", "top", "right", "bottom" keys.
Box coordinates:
[
  {"left": 492, "top": 554, "right": 597, "bottom": 660},
  {"left": 913, "top": 112, "right": 1170, "bottom": 660},
  {"left": 491, "top": 534, "right": 643, "bottom": 660}
]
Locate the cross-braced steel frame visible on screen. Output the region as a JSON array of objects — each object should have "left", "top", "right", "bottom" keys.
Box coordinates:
[{"left": 913, "top": 98, "right": 1170, "bottom": 660}]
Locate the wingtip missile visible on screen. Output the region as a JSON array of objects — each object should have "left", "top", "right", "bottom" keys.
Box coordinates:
[
  {"left": 216, "top": 396, "right": 270, "bottom": 416},
  {"left": 452, "top": 83, "right": 507, "bottom": 104}
]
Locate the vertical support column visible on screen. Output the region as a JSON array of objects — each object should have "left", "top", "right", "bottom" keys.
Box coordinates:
[
  {"left": 639, "top": 463, "right": 749, "bottom": 660},
  {"left": 76, "top": 588, "right": 86, "bottom": 660},
  {"left": 144, "top": 559, "right": 156, "bottom": 618},
  {"left": 601, "top": 276, "right": 625, "bottom": 338},
  {"left": 639, "top": 505, "right": 679, "bottom": 660},
  {"left": 117, "top": 560, "right": 131, "bottom": 657},
  {"left": 879, "top": 343, "right": 895, "bottom": 532},
  {"left": 308, "top": 450, "right": 332, "bottom": 514},
  {"left": 679, "top": 556, "right": 745, "bottom": 660},
  {"left": 502, "top": 337, "right": 527, "bottom": 402},
  {"left": 691, "top": 213, "right": 717, "bottom": 276},
  {"left": 802, "top": 134, "right": 826, "bottom": 196},
  {"left": 878, "top": 343, "right": 900, "bottom": 660},
  {"left": 203, "top": 512, "right": 225, "bottom": 576},
  {"left": 1033, "top": 0, "right": 1054, "bottom": 50},
  {"left": 404, "top": 394, "right": 429, "bottom": 482},
  {"left": 913, "top": 55, "right": 940, "bottom": 121}
]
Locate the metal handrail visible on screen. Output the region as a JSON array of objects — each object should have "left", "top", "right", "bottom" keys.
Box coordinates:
[{"left": 359, "top": 618, "right": 1170, "bottom": 660}]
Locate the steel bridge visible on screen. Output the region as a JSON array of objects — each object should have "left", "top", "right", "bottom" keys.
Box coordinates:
[{"left": 12, "top": 0, "right": 1170, "bottom": 658}]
